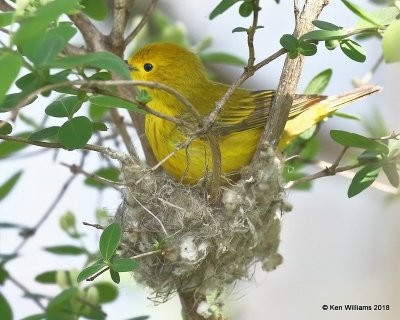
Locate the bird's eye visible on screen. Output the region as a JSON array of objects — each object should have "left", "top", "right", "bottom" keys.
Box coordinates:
[{"left": 143, "top": 63, "right": 153, "bottom": 72}]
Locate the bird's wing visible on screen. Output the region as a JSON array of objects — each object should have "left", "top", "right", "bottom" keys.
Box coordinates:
[{"left": 215, "top": 90, "right": 326, "bottom": 135}]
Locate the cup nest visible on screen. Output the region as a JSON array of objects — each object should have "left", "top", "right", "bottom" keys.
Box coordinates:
[{"left": 115, "top": 148, "right": 287, "bottom": 303}]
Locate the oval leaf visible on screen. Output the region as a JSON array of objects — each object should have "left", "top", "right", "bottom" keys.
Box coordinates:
[
  {"left": 77, "top": 260, "right": 106, "bottom": 283},
  {"left": 300, "top": 29, "right": 347, "bottom": 41},
  {"left": 348, "top": 165, "right": 381, "bottom": 198},
  {"left": 0, "top": 50, "right": 22, "bottom": 104},
  {"left": 35, "top": 271, "right": 57, "bottom": 284},
  {"left": 209, "top": 0, "right": 240, "bottom": 19},
  {"left": 0, "top": 292, "right": 12, "bottom": 320},
  {"left": 305, "top": 69, "right": 332, "bottom": 95},
  {"left": 280, "top": 34, "right": 299, "bottom": 51},
  {"left": 45, "top": 96, "right": 82, "bottom": 118},
  {"left": 81, "top": 0, "right": 108, "bottom": 20},
  {"left": 109, "top": 269, "right": 120, "bottom": 284},
  {"left": 312, "top": 20, "right": 342, "bottom": 31},
  {"left": 0, "top": 171, "right": 23, "bottom": 202},
  {"left": 0, "top": 121, "right": 12, "bottom": 135},
  {"left": 382, "top": 163, "right": 399, "bottom": 188},
  {"left": 91, "top": 282, "right": 118, "bottom": 303},
  {"left": 58, "top": 116, "right": 92, "bottom": 150},
  {"left": 239, "top": 1, "right": 253, "bottom": 17},
  {"left": 99, "top": 222, "right": 122, "bottom": 261},
  {"left": 330, "top": 130, "right": 388, "bottom": 154},
  {"left": 340, "top": 39, "right": 366, "bottom": 62},
  {"left": 110, "top": 256, "right": 138, "bottom": 272},
  {"left": 47, "top": 287, "right": 78, "bottom": 312},
  {"left": 28, "top": 126, "right": 60, "bottom": 142},
  {"left": 44, "top": 245, "right": 86, "bottom": 255},
  {"left": 382, "top": 20, "right": 400, "bottom": 63}
]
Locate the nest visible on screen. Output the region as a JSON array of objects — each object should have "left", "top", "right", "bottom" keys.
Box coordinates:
[{"left": 115, "top": 147, "right": 287, "bottom": 306}]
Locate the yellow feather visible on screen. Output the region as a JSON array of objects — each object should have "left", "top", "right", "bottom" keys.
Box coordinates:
[{"left": 128, "top": 42, "right": 380, "bottom": 183}]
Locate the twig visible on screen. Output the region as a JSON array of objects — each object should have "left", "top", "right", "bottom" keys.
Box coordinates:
[
  {"left": 0, "top": 134, "right": 132, "bottom": 165},
  {"left": 246, "top": 0, "right": 260, "bottom": 69},
  {"left": 83, "top": 221, "right": 105, "bottom": 230},
  {"left": 0, "top": 0, "right": 13, "bottom": 12},
  {"left": 124, "top": 0, "right": 159, "bottom": 46},
  {"left": 68, "top": 13, "right": 106, "bottom": 51},
  {"left": 110, "top": 0, "right": 127, "bottom": 56},
  {"left": 255, "top": 0, "right": 329, "bottom": 154},
  {"left": 60, "top": 162, "right": 124, "bottom": 190},
  {"left": 12, "top": 164, "right": 81, "bottom": 254},
  {"left": 87, "top": 267, "right": 110, "bottom": 281},
  {"left": 7, "top": 273, "right": 45, "bottom": 310},
  {"left": 109, "top": 108, "right": 139, "bottom": 157}
]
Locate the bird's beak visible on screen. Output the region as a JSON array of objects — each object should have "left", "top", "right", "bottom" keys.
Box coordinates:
[{"left": 124, "top": 60, "right": 138, "bottom": 72}]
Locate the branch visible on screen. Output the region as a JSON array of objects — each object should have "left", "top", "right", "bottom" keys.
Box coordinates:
[
  {"left": 110, "top": 0, "right": 127, "bottom": 56},
  {"left": 68, "top": 13, "right": 106, "bottom": 51},
  {"left": 124, "top": 0, "right": 159, "bottom": 46},
  {"left": 0, "top": 0, "right": 13, "bottom": 12},
  {"left": 0, "top": 134, "right": 132, "bottom": 165},
  {"left": 255, "top": 0, "right": 329, "bottom": 153},
  {"left": 109, "top": 108, "right": 138, "bottom": 157}
]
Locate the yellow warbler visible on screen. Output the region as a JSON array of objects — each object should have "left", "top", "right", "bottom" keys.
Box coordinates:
[{"left": 128, "top": 42, "right": 379, "bottom": 183}]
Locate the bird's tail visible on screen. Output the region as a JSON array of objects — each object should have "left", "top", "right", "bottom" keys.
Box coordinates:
[{"left": 279, "top": 85, "right": 382, "bottom": 149}]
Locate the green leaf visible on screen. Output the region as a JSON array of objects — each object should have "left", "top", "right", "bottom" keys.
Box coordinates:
[
  {"left": 88, "top": 95, "right": 143, "bottom": 113},
  {"left": 279, "top": 34, "right": 299, "bottom": 51},
  {"left": 209, "top": 0, "right": 240, "bottom": 19},
  {"left": 0, "top": 265, "right": 9, "bottom": 284},
  {"left": 330, "top": 130, "right": 389, "bottom": 154},
  {"left": 312, "top": 20, "right": 342, "bottom": 31},
  {"left": 136, "top": 90, "right": 152, "bottom": 104},
  {"left": 300, "top": 29, "right": 347, "bottom": 41},
  {"left": 109, "top": 269, "right": 120, "bottom": 284},
  {"left": 99, "top": 222, "right": 122, "bottom": 261},
  {"left": 340, "top": 39, "right": 366, "bottom": 62},
  {"left": 201, "top": 52, "right": 246, "bottom": 66},
  {"left": 84, "top": 167, "right": 120, "bottom": 190},
  {"left": 355, "top": 7, "right": 400, "bottom": 29},
  {"left": 30, "top": 35, "right": 66, "bottom": 67},
  {"left": 348, "top": 165, "right": 381, "bottom": 197},
  {"left": 21, "top": 314, "right": 47, "bottom": 320},
  {"left": 288, "top": 50, "right": 299, "bottom": 59},
  {"left": 0, "top": 50, "right": 23, "bottom": 104},
  {"left": 92, "top": 122, "right": 108, "bottom": 132},
  {"left": 35, "top": 271, "right": 57, "bottom": 284},
  {"left": 81, "top": 0, "right": 108, "bottom": 21},
  {"left": 239, "top": 1, "right": 253, "bottom": 17},
  {"left": 28, "top": 127, "right": 60, "bottom": 142},
  {"left": 89, "top": 103, "right": 108, "bottom": 120},
  {"left": 0, "top": 121, "right": 12, "bottom": 135},
  {"left": 13, "top": 0, "right": 79, "bottom": 46},
  {"left": 325, "top": 39, "right": 340, "bottom": 50},
  {"left": 110, "top": 256, "right": 138, "bottom": 272},
  {"left": 44, "top": 245, "right": 86, "bottom": 255},
  {"left": 47, "top": 287, "right": 78, "bottom": 313},
  {"left": 0, "top": 93, "right": 32, "bottom": 113},
  {"left": 305, "top": 69, "right": 332, "bottom": 95},
  {"left": 382, "top": 20, "right": 400, "bottom": 63},
  {"left": 0, "top": 222, "right": 26, "bottom": 230},
  {"left": 91, "top": 282, "right": 118, "bottom": 303},
  {"left": 232, "top": 27, "right": 248, "bottom": 33},
  {"left": 45, "top": 96, "right": 82, "bottom": 118},
  {"left": 382, "top": 163, "right": 399, "bottom": 188},
  {"left": 77, "top": 260, "right": 107, "bottom": 283},
  {"left": 298, "top": 41, "right": 317, "bottom": 56},
  {"left": 0, "top": 12, "right": 14, "bottom": 28},
  {"left": 0, "top": 171, "right": 23, "bottom": 202},
  {"left": 0, "top": 133, "right": 29, "bottom": 159},
  {"left": 0, "top": 292, "right": 12, "bottom": 320},
  {"left": 334, "top": 112, "right": 360, "bottom": 121},
  {"left": 58, "top": 116, "right": 93, "bottom": 150},
  {"left": 341, "top": 0, "right": 383, "bottom": 28},
  {"left": 48, "top": 52, "right": 130, "bottom": 79}
]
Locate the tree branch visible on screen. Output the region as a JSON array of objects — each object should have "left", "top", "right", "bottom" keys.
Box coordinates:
[
  {"left": 110, "top": 0, "right": 127, "bottom": 56},
  {"left": 255, "top": 0, "right": 329, "bottom": 154},
  {"left": 68, "top": 13, "right": 106, "bottom": 51},
  {"left": 124, "top": 0, "right": 159, "bottom": 46},
  {"left": 0, "top": 0, "right": 13, "bottom": 12}
]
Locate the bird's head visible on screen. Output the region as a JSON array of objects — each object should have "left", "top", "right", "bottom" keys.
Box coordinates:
[{"left": 127, "top": 42, "right": 208, "bottom": 98}]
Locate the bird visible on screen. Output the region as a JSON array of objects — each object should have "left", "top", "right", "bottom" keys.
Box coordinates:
[{"left": 127, "top": 42, "right": 379, "bottom": 184}]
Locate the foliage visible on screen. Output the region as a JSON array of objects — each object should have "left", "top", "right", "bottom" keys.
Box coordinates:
[{"left": 0, "top": 0, "right": 399, "bottom": 319}]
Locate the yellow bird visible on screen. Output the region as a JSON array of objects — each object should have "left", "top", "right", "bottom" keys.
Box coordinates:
[{"left": 128, "top": 42, "right": 378, "bottom": 184}]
